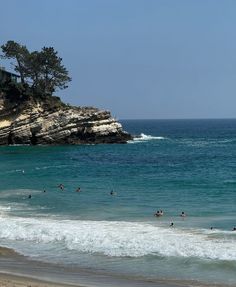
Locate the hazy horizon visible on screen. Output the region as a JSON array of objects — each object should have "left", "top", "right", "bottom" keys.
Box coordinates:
[{"left": 120, "top": 117, "right": 236, "bottom": 120}]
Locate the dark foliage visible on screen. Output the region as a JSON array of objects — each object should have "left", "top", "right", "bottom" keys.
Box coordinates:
[{"left": 1, "top": 41, "right": 71, "bottom": 98}]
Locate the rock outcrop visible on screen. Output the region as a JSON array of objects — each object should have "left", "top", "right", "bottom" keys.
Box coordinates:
[{"left": 0, "top": 94, "right": 132, "bottom": 145}]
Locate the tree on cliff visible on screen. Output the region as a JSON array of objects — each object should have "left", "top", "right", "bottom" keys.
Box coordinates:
[
  {"left": 1, "top": 41, "right": 29, "bottom": 84},
  {"left": 1, "top": 40, "right": 71, "bottom": 96},
  {"left": 30, "top": 47, "right": 71, "bottom": 95}
]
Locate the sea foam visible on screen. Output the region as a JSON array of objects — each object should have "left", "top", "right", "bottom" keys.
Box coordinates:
[
  {"left": 0, "top": 217, "right": 235, "bottom": 261},
  {"left": 130, "top": 133, "right": 166, "bottom": 143}
]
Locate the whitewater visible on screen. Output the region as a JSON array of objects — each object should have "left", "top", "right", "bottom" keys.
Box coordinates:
[{"left": 0, "top": 214, "right": 235, "bottom": 261}]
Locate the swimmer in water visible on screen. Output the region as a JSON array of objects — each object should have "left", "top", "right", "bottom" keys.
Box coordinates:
[
  {"left": 180, "top": 211, "right": 186, "bottom": 217},
  {"left": 28, "top": 194, "right": 32, "bottom": 199},
  {"left": 76, "top": 187, "right": 81, "bottom": 192},
  {"left": 58, "top": 184, "right": 64, "bottom": 190},
  {"left": 170, "top": 222, "right": 174, "bottom": 227},
  {"left": 154, "top": 210, "right": 163, "bottom": 217}
]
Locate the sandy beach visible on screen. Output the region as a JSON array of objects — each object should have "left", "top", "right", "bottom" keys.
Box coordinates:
[
  {"left": 0, "top": 247, "right": 79, "bottom": 287},
  {"left": 0, "top": 271, "right": 232, "bottom": 287}
]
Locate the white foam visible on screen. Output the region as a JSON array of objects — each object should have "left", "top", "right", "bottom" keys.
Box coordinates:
[
  {"left": 0, "top": 217, "right": 235, "bottom": 261},
  {"left": 131, "top": 133, "right": 166, "bottom": 143},
  {"left": 35, "top": 164, "right": 70, "bottom": 171},
  {"left": 0, "top": 189, "right": 41, "bottom": 199},
  {"left": 0, "top": 206, "right": 11, "bottom": 211}
]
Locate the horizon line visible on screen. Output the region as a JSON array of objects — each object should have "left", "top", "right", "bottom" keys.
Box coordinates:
[{"left": 119, "top": 117, "right": 236, "bottom": 121}]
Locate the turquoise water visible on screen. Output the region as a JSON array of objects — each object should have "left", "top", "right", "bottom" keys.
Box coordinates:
[{"left": 0, "top": 119, "right": 236, "bottom": 285}]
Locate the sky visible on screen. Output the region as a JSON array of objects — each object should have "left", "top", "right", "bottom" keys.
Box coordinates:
[{"left": 1, "top": 0, "right": 236, "bottom": 119}]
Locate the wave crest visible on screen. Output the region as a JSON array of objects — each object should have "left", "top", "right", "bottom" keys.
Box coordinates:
[{"left": 0, "top": 217, "right": 235, "bottom": 261}]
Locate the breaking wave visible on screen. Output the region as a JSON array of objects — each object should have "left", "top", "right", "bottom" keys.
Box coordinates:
[
  {"left": 0, "top": 216, "right": 235, "bottom": 261},
  {"left": 130, "top": 133, "right": 166, "bottom": 143}
]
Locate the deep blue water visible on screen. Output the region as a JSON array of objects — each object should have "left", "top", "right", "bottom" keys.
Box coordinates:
[{"left": 0, "top": 119, "right": 236, "bottom": 285}]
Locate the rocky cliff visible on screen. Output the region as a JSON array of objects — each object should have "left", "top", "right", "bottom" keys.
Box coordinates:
[{"left": 0, "top": 93, "right": 132, "bottom": 145}]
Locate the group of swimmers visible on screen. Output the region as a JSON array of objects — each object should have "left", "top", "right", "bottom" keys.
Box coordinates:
[
  {"left": 154, "top": 210, "right": 186, "bottom": 228},
  {"left": 58, "top": 183, "right": 81, "bottom": 193},
  {"left": 209, "top": 226, "right": 236, "bottom": 231},
  {"left": 59, "top": 184, "right": 116, "bottom": 195},
  {"left": 154, "top": 209, "right": 236, "bottom": 231},
  {"left": 28, "top": 184, "right": 81, "bottom": 199},
  {"left": 154, "top": 210, "right": 186, "bottom": 217},
  {"left": 28, "top": 185, "right": 118, "bottom": 199}
]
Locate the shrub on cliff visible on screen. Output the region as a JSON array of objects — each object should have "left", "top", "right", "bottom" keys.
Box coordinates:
[{"left": 0, "top": 81, "right": 30, "bottom": 103}]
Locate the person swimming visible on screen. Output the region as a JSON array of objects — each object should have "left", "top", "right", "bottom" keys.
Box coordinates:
[
  {"left": 154, "top": 210, "right": 163, "bottom": 217},
  {"left": 170, "top": 222, "right": 174, "bottom": 227},
  {"left": 76, "top": 187, "right": 81, "bottom": 192},
  {"left": 58, "top": 184, "right": 64, "bottom": 190},
  {"left": 180, "top": 211, "right": 186, "bottom": 217},
  {"left": 28, "top": 194, "right": 32, "bottom": 199}
]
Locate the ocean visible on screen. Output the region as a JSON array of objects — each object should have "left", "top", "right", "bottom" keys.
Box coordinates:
[{"left": 0, "top": 119, "right": 236, "bottom": 285}]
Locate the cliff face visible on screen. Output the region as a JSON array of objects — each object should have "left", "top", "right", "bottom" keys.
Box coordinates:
[{"left": 0, "top": 95, "right": 132, "bottom": 145}]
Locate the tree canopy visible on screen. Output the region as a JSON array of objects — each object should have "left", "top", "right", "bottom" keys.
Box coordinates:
[{"left": 1, "top": 40, "right": 71, "bottom": 96}]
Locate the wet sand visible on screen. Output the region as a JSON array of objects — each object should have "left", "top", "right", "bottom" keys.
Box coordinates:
[
  {"left": 0, "top": 247, "right": 233, "bottom": 287},
  {"left": 0, "top": 247, "right": 79, "bottom": 286},
  {"left": 0, "top": 273, "right": 80, "bottom": 287}
]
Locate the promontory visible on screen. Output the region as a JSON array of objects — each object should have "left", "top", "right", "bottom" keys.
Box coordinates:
[
  {"left": 0, "top": 41, "right": 132, "bottom": 145},
  {"left": 0, "top": 92, "right": 132, "bottom": 145}
]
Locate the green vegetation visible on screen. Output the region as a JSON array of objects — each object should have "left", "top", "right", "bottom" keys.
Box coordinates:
[{"left": 0, "top": 40, "right": 71, "bottom": 100}]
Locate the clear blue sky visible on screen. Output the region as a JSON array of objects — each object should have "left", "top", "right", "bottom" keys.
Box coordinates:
[{"left": 1, "top": 0, "right": 236, "bottom": 119}]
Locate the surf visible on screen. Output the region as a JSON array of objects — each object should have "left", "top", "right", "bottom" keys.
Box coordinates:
[{"left": 0, "top": 216, "right": 235, "bottom": 261}]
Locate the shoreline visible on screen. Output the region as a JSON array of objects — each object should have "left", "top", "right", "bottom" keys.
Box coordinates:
[
  {"left": 0, "top": 247, "right": 234, "bottom": 287},
  {"left": 0, "top": 273, "right": 79, "bottom": 287}
]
